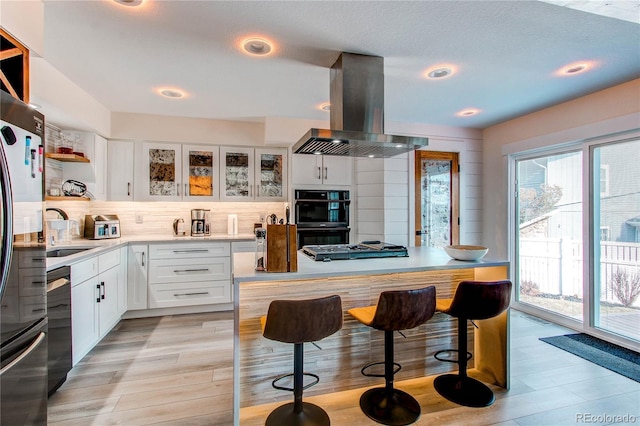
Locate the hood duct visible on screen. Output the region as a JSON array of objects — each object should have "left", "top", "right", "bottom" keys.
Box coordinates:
[{"left": 292, "top": 52, "right": 428, "bottom": 158}]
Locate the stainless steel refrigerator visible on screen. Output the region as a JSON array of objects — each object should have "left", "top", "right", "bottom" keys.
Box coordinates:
[{"left": 0, "top": 90, "right": 48, "bottom": 425}]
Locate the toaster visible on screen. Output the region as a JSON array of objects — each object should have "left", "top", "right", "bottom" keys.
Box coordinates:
[{"left": 84, "top": 214, "right": 121, "bottom": 239}]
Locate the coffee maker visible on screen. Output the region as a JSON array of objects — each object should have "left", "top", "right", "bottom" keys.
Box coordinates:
[{"left": 191, "top": 209, "right": 211, "bottom": 236}]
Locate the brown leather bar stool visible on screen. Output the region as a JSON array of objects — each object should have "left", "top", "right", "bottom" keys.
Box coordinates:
[
  {"left": 433, "top": 280, "right": 512, "bottom": 408},
  {"left": 261, "top": 295, "right": 343, "bottom": 426},
  {"left": 348, "top": 286, "right": 436, "bottom": 426}
]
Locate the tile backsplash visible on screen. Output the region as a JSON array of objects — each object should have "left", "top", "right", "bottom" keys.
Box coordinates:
[{"left": 45, "top": 200, "right": 287, "bottom": 239}]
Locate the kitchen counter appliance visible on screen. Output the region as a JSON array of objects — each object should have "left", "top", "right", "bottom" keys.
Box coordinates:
[
  {"left": 1, "top": 91, "right": 48, "bottom": 425},
  {"left": 47, "top": 266, "right": 72, "bottom": 396},
  {"left": 84, "top": 214, "right": 121, "bottom": 239},
  {"left": 302, "top": 241, "right": 408, "bottom": 261},
  {"left": 294, "top": 189, "right": 350, "bottom": 249},
  {"left": 191, "top": 209, "right": 211, "bottom": 236}
]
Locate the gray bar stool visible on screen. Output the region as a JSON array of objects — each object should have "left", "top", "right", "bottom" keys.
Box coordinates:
[
  {"left": 433, "top": 280, "right": 512, "bottom": 407},
  {"left": 348, "top": 286, "right": 436, "bottom": 426},
  {"left": 261, "top": 295, "right": 343, "bottom": 426}
]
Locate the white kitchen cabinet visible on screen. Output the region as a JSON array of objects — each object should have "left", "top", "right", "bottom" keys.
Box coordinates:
[
  {"left": 70, "top": 248, "right": 122, "bottom": 365},
  {"left": 292, "top": 154, "right": 352, "bottom": 186},
  {"left": 147, "top": 242, "right": 232, "bottom": 308},
  {"left": 182, "top": 144, "right": 219, "bottom": 201},
  {"left": 135, "top": 142, "right": 220, "bottom": 201},
  {"left": 117, "top": 245, "right": 128, "bottom": 315},
  {"left": 60, "top": 131, "right": 108, "bottom": 200},
  {"left": 220, "top": 147, "right": 287, "bottom": 201},
  {"left": 127, "top": 244, "right": 148, "bottom": 311},
  {"left": 107, "top": 140, "right": 135, "bottom": 201}
]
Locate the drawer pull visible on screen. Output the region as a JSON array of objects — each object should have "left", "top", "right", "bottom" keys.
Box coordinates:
[
  {"left": 172, "top": 249, "right": 210, "bottom": 253},
  {"left": 173, "top": 268, "right": 210, "bottom": 273},
  {"left": 32, "top": 308, "right": 45, "bottom": 313},
  {"left": 173, "top": 292, "right": 209, "bottom": 297}
]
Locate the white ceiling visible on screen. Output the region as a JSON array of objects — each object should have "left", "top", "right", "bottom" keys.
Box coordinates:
[{"left": 37, "top": 0, "right": 640, "bottom": 130}]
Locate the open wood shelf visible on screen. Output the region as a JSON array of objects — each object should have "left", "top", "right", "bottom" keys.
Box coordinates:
[
  {"left": 45, "top": 196, "right": 90, "bottom": 201},
  {"left": 45, "top": 153, "right": 90, "bottom": 163}
]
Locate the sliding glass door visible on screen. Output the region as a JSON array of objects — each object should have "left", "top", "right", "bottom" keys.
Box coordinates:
[
  {"left": 515, "top": 151, "right": 583, "bottom": 322},
  {"left": 513, "top": 134, "right": 640, "bottom": 347},
  {"left": 591, "top": 139, "right": 640, "bottom": 342}
]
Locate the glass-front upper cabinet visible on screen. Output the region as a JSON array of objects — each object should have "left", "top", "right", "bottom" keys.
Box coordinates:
[
  {"left": 256, "top": 148, "right": 287, "bottom": 201},
  {"left": 182, "top": 145, "right": 219, "bottom": 201},
  {"left": 136, "top": 142, "right": 219, "bottom": 201},
  {"left": 220, "top": 147, "right": 287, "bottom": 201}
]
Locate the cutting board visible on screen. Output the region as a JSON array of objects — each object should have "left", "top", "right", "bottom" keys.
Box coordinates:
[{"left": 266, "top": 224, "right": 298, "bottom": 272}]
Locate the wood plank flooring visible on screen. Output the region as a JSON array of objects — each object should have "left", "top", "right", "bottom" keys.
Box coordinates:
[{"left": 48, "top": 310, "right": 640, "bottom": 425}]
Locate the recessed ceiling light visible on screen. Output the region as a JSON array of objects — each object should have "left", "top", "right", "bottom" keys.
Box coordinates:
[
  {"left": 113, "top": 0, "right": 143, "bottom": 6},
  {"left": 425, "top": 64, "right": 457, "bottom": 80},
  {"left": 319, "top": 103, "right": 331, "bottom": 111},
  {"left": 241, "top": 38, "right": 274, "bottom": 56},
  {"left": 556, "top": 61, "right": 595, "bottom": 76},
  {"left": 158, "top": 88, "right": 185, "bottom": 99},
  {"left": 314, "top": 151, "right": 323, "bottom": 155},
  {"left": 368, "top": 154, "right": 375, "bottom": 158},
  {"left": 456, "top": 108, "right": 480, "bottom": 117}
]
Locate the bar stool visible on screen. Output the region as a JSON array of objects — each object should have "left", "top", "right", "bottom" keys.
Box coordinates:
[
  {"left": 433, "top": 280, "right": 512, "bottom": 408},
  {"left": 348, "top": 286, "right": 436, "bottom": 426},
  {"left": 261, "top": 295, "right": 343, "bottom": 426}
]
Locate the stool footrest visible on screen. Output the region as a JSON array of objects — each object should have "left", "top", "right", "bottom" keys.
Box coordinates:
[
  {"left": 360, "top": 361, "right": 401, "bottom": 378},
  {"left": 272, "top": 372, "right": 320, "bottom": 392},
  {"left": 434, "top": 349, "right": 472, "bottom": 364}
]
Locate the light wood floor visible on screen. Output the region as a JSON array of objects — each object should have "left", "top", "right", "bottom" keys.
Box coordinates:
[{"left": 48, "top": 310, "right": 640, "bottom": 425}]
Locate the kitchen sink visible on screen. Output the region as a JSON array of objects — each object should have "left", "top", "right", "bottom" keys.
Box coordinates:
[{"left": 46, "top": 247, "right": 93, "bottom": 258}]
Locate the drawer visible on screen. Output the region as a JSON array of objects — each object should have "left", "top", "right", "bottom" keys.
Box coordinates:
[
  {"left": 148, "top": 257, "right": 230, "bottom": 284},
  {"left": 148, "top": 280, "right": 231, "bottom": 308},
  {"left": 71, "top": 257, "right": 98, "bottom": 285},
  {"left": 17, "top": 249, "right": 46, "bottom": 268},
  {"left": 231, "top": 241, "right": 257, "bottom": 253},
  {"left": 149, "top": 243, "right": 230, "bottom": 260},
  {"left": 99, "top": 249, "right": 121, "bottom": 273}
]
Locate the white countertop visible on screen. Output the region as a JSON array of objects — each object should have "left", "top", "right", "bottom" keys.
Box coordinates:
[
  {"left": 233, "top": 247, "right": 509, "bottom": 283},
  {"left": 46, "top": 233, "right": 255, "bottom": 270}
]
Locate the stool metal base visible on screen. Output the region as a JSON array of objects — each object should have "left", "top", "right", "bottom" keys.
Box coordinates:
[
  {"left": 265, "top": 402, "right": 330, "bottom": 426},
  {"left": 359, "top": 387, "right": 421, "bottom": 426},
  {"left": 433, "top": 374, "right": 495, "bottom": 408}
]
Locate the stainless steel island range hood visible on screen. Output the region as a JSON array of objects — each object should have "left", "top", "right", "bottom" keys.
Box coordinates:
[{"left": 292, "top": 52, "right": 428, "bottom": 158}]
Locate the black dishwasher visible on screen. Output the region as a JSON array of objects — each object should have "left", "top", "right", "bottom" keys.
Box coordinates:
[{"left": 47, "top": 266, "right": 72, "bottom": 396}]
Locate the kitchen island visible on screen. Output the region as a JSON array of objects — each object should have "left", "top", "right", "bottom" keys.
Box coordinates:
[{"left": 233, "top": 247, "right": 510, "bottom": 417}]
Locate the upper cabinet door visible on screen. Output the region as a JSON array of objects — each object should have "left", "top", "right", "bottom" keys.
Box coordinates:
[
  {"left": 292, "top": 154, "right": 352, "bottom": 187},
  {"left": 107, "top": 140, "right": 134, "bottom": 201},
  {"left": 181, "top": 145, "right": 219, "bottom": 201},
  {"left": 220, "top": 147, "right": 255, "bottom": 201},
  {"left": 135, "top": 142, "right": 183, "bottom": 201},
  {"left": 255, "top": 148, "right": 287, "bottom": 201}
]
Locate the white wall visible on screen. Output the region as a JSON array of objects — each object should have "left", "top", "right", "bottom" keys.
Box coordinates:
[
  {"left": 0, "top": 0, "right": 44, "bottom": 57},
  {"left": 356, "top": 122, "right": 483, "bottom": 247},
  {"left": 482, "top": 79, "right": 640, "bottom": 259}
]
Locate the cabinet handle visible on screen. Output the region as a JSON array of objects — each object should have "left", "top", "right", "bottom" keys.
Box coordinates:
[
  {"left": 101, "top": 281, "right": 105, "bottom": 299},
  {"left": 172, "top": 249, "right": 209, "bottom": 253},
  {"left": 173, "top": 292, "right": 209, "bottom": 297},
  {"left": 96, "top": 284, "right": 101, "bottom": 303},
  {"left": 127, "top": 182, "right": 131, "bottom": 197},
  {"left": 324, "top": 166, "right": 328, "bottom": 180},
  {"left": 317, "top": 166, "right": 321, "bottom": 180},
  {"left": 142, "top": 251, "right": 145, "bottom": 267},
  {"left": 249, "top": 185, "right": 252, "bottom": 197},
  {"left": 31, "top": 308, "right": 46, "bottom": 313},
  {"left": 173, "top": 268, "right": 210, "bottom": 273},
  {"left": 184, "top": 183, "right": 188, "bottom": 197},
  {"left": 177, "top": 184, "right": 180, "bottom": 197}
]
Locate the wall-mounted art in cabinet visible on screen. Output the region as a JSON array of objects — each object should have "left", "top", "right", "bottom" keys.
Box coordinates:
[
  {"left": 134, "top": 142, "right": 219, "bottom": 201},
  {"left": 220, "top": 146, "right": 287, "bottom": 201}
]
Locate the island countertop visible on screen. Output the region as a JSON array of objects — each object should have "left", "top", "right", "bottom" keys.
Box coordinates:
[{"left": 233, "top": 246, "right": 509, "bottom": 283}]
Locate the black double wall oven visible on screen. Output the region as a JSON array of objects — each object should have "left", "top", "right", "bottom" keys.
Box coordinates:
[{"left": 294, "top": 189, "right": 350, "bottom": 248}]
